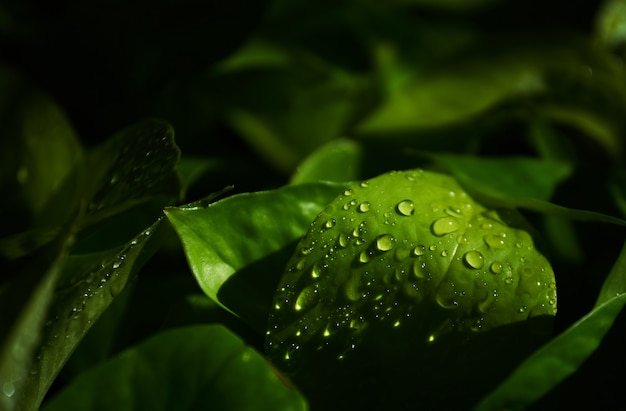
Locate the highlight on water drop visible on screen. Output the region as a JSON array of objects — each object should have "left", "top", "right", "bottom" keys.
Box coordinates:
[{"left": 463, "top": 250, "right": 484, "bottom": 269}]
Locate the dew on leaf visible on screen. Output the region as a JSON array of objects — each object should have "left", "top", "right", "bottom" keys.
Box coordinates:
[
  {"left": 413, "top": 245, "right": 425, "bottom": 256},
  {"left": 338, "top": 233, "right": 349, "bottom": 248},
  {"left": 463, "top": 250, "right": 484, "bottom": 269},
  {"left": 431, "top": 217, "right": 460, "bottom": 236},
  {"left": 396, "top": 200, "right": 415, "bottom": 216},
  {"left": 295, "top": 286, "right": 317, "bottom": 311},
  {"left": 412, "top": 260, "right": 427, "bottom": 279},
  {"left": 358, "top": 202, "right": 371, "bottom": 213},
  {"left": 444, "top": 207, "right": 462, "bottom": 217},
  {"left": 490, "top": 262, "right": 503, "bottom": 274},
  {"left": 484, "top": 234, "right": 507, "bottom": 249},
  {"left": 359, "top": 250, "right": 371, "bottom": 264},
  {"left": 376, "top": 234, "right": 396, "bottom": 252}
]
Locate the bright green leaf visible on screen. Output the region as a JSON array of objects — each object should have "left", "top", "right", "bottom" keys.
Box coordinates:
[
  {"left": 41, "top": 325, "right": 307, "bottom": 411},
  {"left": 474, "top": 293, "right": 626, "bottom": 411},
  {"left": 163, "top": 182, "right": 348, "bottom": 331}
]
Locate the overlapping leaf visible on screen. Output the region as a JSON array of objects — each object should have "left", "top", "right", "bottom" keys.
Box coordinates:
[{"left": 164, "top": 182, "right": 349, "bottom": 332}]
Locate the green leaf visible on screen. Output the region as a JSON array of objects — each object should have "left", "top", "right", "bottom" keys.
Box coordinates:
[
  {"left": 596, "top": 240, "right": 626, "bottom": 306},
  {"left": 423, "top": 153, "right": 573, "bottom": 201},
  {"left": 41, "top": 325, "right": 307, "bottom": 411},
  {"left": 13, "top": 218, "right": 164, "bottom": 411},
  {"left": 358, "top": 52, "right": 544, "bottom": 133},
  {"left": 290, "top": 139, "right": 363, "bottom": 184},
  {"left": 420, "top": 153, "right": 626, "bottom": 226},
  {"left": 83, "top": 119, "right": 181, "bottom": 226},
  {"left": 0, "top": 64, "right": 83, "bottom": 232},
  {"left": 0, "top": 228, "right": 74, "bottom": 411},
  {"left": 595, "top": 0, "right": 626, "bottom": 50},
  {"left": 163, "top": 182, "right": 349, "bottom": 332},
  {"left": 474, "top": 293, "right": 626, "bottom": 411}
]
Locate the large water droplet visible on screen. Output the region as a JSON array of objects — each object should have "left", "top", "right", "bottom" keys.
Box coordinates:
[
  {"left": 445, "top": 207, "right": 462, "bottom": 218},
  {"left": 358, "top": 202, "right": 371, "bottom": 213},
  {"left": 295, "top": 286, "right": 317, "bottom": 311},
  {"left": 490, "top": 262, "right": 503, "bottom": 274},
  {"left": 324, "top": 219, "right": 336, "bottom": 229},
  {"left": 463, "top": 250, "right": 484, "bottom": 269},
  {"left": 376, "top": 234, "right": 395, "bottom": 252},
  {"left": 311, "top": 262, "right": 323, "bottom": 279},
  {"left": 431, "top": 217, "right": 461, "bottom": 236},
  {"left": 3, "top": 382, "right": 15, "bottom": 398},
  {"left": 412, "top": 260, "right": 427, "bottom": 279},
  {"left": 359, "top": 250, "right": 372, "bottom": 263},
  {"left": 413, "top": 245, "right": 425, "bottom": 256},
  {"left": 396, "top": 200, "right": 415, "bottom": 216},
  {"left": 337, "top": 233, "right": 349, "bottom": 248},
  {"left": 484, "top": 234, "right": 506, "bottom": 249},
  {"left": 360, "top": 181, "right": 369, "bottom": 188}
]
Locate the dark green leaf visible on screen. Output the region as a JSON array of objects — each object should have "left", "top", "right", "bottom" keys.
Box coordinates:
[
  {"left": 596, "top": 240, "right": 626, "bottom": 306},
  {"left": 474, "top": 293, "right": 626, "bottom": 411},
  {"left": 423, "top": 153, "right": 573, "bottom": 201},
  {"left": 14, "top": 218, "right": 164, "bottom": 411},
  {"left": 0, "top": 64, "right": 83, "bottom": 233},
  {"left": 41, "top": 325, "right": 307, "bottom": 411},
  {"left": 163, "top": 182, "right": 348, "bottom": 331},
  {"left": 0, "top": 228, "right": 74, "bottom": 411},
  {"left": 82, "top": 119, "right": 181, "bottom": 227}
]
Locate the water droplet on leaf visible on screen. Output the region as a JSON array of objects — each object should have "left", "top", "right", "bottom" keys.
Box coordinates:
[
  {"left": 396, "top": 200, "right": 415, "bottom": 216},
  {"left": 431, "top": 217, "right": 460, "bottom": 236},
  {"left": 463, "top": 250, "right": 484, "bottom": 269}
]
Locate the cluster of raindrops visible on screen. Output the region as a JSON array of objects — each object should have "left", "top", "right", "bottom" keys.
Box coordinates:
[
  {"left": 30, "top": 222, "right": 158, "bottom": 384},
  {"left": 88, "top": 121, "right": 178, "bottom": 213},
  {"left": 266, "top": 169, "right": 556, "bottom": 368}
]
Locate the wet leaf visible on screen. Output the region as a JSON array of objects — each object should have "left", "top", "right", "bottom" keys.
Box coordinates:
[
  {"left": 13, "top": 218, "right": 164, "bottom": 411},
  {"left": 41, "top": 325, "right": 307, "bottom": 411},
  {"left": 163, "top": 182, "right": 348, "bottom": 331},
  {"left": 267, "top": 169, "right": 556, "bottom": 410},
  {"left": 83, "top": 119, "right": 181, "bottom": 226},
  {"left": 0, "top": 228, "right": 74, "bottom": 411}
]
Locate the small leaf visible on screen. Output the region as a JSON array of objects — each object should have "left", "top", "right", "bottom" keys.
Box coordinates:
[
  {"left": 474, "top": 293, "right": 626, "bottom": 411},
  {"left": 41, "top": 325, "right": 307, "bottom": 411},
  {"left": 290, "top": 139, "right": 363, "bottom": 184},
  {"left": 164, "top": 182, "right": 348, "bottom": 331}
]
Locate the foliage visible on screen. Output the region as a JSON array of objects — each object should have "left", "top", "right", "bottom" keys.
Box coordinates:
[{"left": 2, "top": 0, "right": 626, "bottom": 410}]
